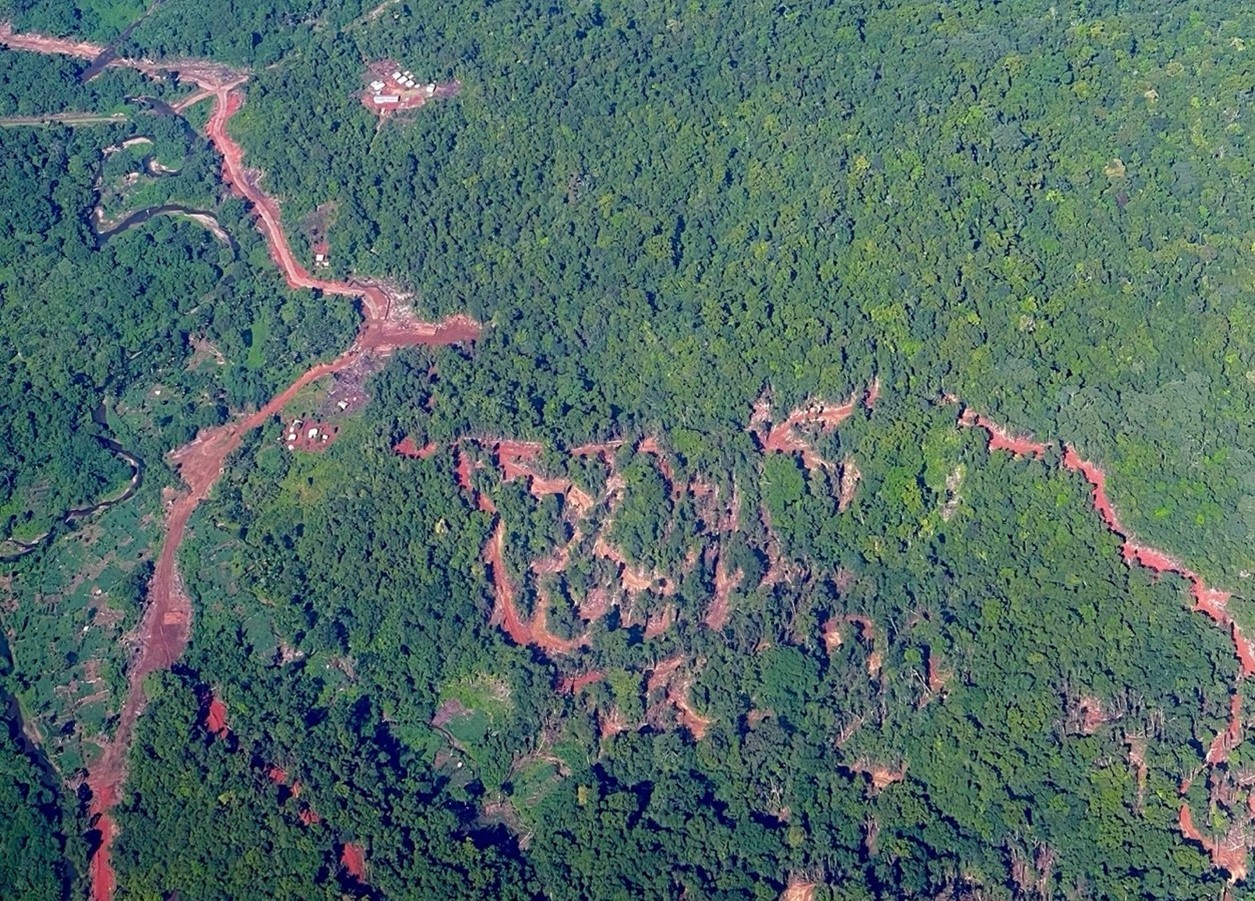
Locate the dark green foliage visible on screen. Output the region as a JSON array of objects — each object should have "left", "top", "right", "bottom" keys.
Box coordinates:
[
  {"left": 0, "top": 638, "right": 82, "bottom": 901},
  {"left": 0, "top": 53, "right": 356, "bottom": 545}
]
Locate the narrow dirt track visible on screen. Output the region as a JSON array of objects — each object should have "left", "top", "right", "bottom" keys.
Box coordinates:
[{"left": 0, "top": 24, "right": 480, "bottom": 901}]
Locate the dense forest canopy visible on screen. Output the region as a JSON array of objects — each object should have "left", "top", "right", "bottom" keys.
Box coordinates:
[{"left": 3, "top": 0, "right": 1255, "bottom": 898}]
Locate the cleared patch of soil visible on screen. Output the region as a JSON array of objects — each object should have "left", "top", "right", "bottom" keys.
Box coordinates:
[
  {"left": 958, "top": 408, "right": 1050, "bottom": 459},
  {"left": 558, "top": 671, "right": 605, "bottom": 694},
  {"left": 204, "top": 696, "right": 228, "bottom": 737},
  {"left": 394, "top": 436, "right": 438, "bottom": 458},
  {"left": 754, "top": 391, "right": 861, "bottom": 471},
  {"left": 340, "top": 842, "right": 367, "bottom": 882}
]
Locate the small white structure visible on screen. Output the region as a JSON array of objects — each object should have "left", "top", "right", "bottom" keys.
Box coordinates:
[
  {"left": 337, "top": 400, "right": 349, "bottom": 411},
  {"left": 374, "top": 94, "right": 400, "bottom": 105},
  {"left": 391, "top": 70, "right": 403, "bottom": 81},
  {"left": 307, "top": 428, "right": 318, "bottom": 440},
  {"left": 425, "top": 83, "right": 435, "bottom": 96},
  {"left": 369, "top": 80, "right": 385, "bottom": 92}
]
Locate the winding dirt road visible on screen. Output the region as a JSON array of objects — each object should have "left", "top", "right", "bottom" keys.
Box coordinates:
[{"left": 0, "top": 23, "right": 479, "bottom": 901}]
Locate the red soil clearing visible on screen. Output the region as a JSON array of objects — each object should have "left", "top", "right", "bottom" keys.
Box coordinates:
[
  {"left": 647, "top": 656, "right": 684, "bottom": 693},
  {"left": 975, "top": 412, "right": 1255, "bottom": 881},
  {"left": 1058, "top": 444, "right": 1252, "bottom": 677},
  {"left": 646, "top": 656, "right": 712, "bottom": 740},
  {"left": 958, "top": 408, "right": 1050, "bottom": 459},
  {"left": 491, "top": 439, "right": 594, "bottom": 513},
  {"left": 638, "top": 436, "right": 678, "bottom": 496},
  {"left": 483, "top": 522, "right": 587, "bottom": 655},
  {"left": 1061, "top": 445, "right": 1123, "bottom": 532},
  {"left": 341, "top": 842, "right": 367, "bottom": 882},
  {"left": 1179, "top": 805, "right": 1248, "bottom": 882},
  {"left": 531, "top": 538, "right": 574, "bottom": 576},
  {"left": 559, "top": 671, "right": 605, "bottom": 694},
  {"left": 864, "top": 376, "right": 881, "bottom": 411},
  {"left": 578, "top": 587, "right": 613, "bottom": 623},
  {"left": 287, "top": 421, "right": 339, "bottom": 453},
  {"left": 360, "top": 70, "right": 460, "bottom": 117},
  {"left": 394, "top": 436, "right": 438, "bottom": 458},
  {"left": 926, "top": 649, "right": 950, "bottom": 695},
  {"left": 644, "top": 604, "right": 676, "bottom": 639},
  {"left": 781, "top": 881, "right": 817, "bottom": 901},
  {"left": 1207, "top": 693, "right": 1244, "bottom": 765},
  {"left": 1, "top": 28, "right": 483, "bottom": 901},
  {"left": 1076, "top": 696, "right": 1107, "bottom": 735},
  {"left": 570, "top": 440, "right": 623, "bottom": 460},
  {"left": 204, "top": 696, "right": 228, "bottom": 737},
  {"left": 703, "top": 552, "right": 743, "bottom": 631},
  {"left": 599, "top": 707, "right": 629, "bottom": 739},
  {"left": 821, "top": 619, "right": 843, "bottom": 652},
  {"left": 453, "top": 444, "right": 477, "bottom": 493},
  {"left": 0, "top": 23, "right": 108, "bottom": 59},
  {"left": 758, "top": 392, "right": 861, "bottom": 471},
  {"left": 848, "top": 761, "right": 906, "bottom": 794},
  {"left": 495, "top": 440, "right": 543, "bottom": 480}
]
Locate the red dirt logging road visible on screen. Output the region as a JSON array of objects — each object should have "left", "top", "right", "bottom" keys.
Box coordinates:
[
  {"left": 0, "top": 24, "right": 480, "bottom": 901},
  {"left": 964, "top": 409, "right": 1253, "bottom": 882}
]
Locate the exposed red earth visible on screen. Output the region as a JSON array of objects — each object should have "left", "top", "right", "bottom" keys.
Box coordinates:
[
  {"left": 483, "top": 522, "right": 589, "bottom": 655},
  {"left": 646, "top": 656, "right": 713, "bottom": 739},
  {"left": 925, "top": 648, "right": 951, "bottom": 697},
  {"left": 780, "top": 877, "right": 818, "bottom": 901},
  {"left": 863, "top": 376, "right": 881, "bottom": 411},
  {"left": 203, "top": 698, "right": 327, "bottom": 834},
  {"left": 1206, "top": 693, "right": 1244, "bottom": 765},
  {"left": 821, "top": 618, "right": 843, "bottom": 653},
  {"left": 703, "top": 551, "right": 743, "bottom": 631},
  {"left": 644, "top": 604, "right": 677, "bottom": 639},
  {"left": 0, "top": 25, "right": 480, "bottom": 900},
  {"left": 599, "top": 707, "right": 630, "bottom": 739},
  {"left": 958, "top": 407, "right": 1049, "bottom": 459},
  {"left": 393, "top": 435, "right": 438, "bottom": 458},
  {"left": 578, "top": 587, "right": 613, "bottom": 624},
  {"left": 1057, "top": 445, "right": 1255, "bottom": 679},
  {"left": 638, "top": 435, "right": 678, "bottom": 496},
  {"left": 0, "top": 22, "right": 108, "bottom": 58},
  {"left": 340, "top": 842, "right": 367, "bottom": 882},
  {"left": 845, "top": 760, "right": 907, "bottom": 794},
  {"left": 6, "top": 82, "right": 1241, "bottom": 889},
  {"left": 493, "top": 439, "right": 595, "bottom": 513},
  {"left": 967, "top": 416, "right": 1254, "bottom": 881},
  {"left": 570, "top": 440, "right": 623, "bottom": 460},
  {"left": 754, "top": 392, "right": 862, "bottom": 471},
  {"left": 204, "top": 696, "right": 228, "bottom": 737},
  {"left": 1179, "top": 805, "right": 1249, "bottom": 883},
  {"left": 359, "top": 61, "right": 460, "bottom": 116},
  {"left": 558, "top": 671, "right": 605, "bottom": 694},
  {"left": 1075, "top": 696, "right": 1108, "bottom": 735},
  {"left": 285, "top": 421, "right": 339, "bottom": 453}
]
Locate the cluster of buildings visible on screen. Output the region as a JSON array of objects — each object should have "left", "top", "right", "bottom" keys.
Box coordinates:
[
  {"left": 368, "top": 67, "right": 438, "bottom": 107},
  {"left": 284, "top": 419, "right": 322, "bottom": 450}
]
